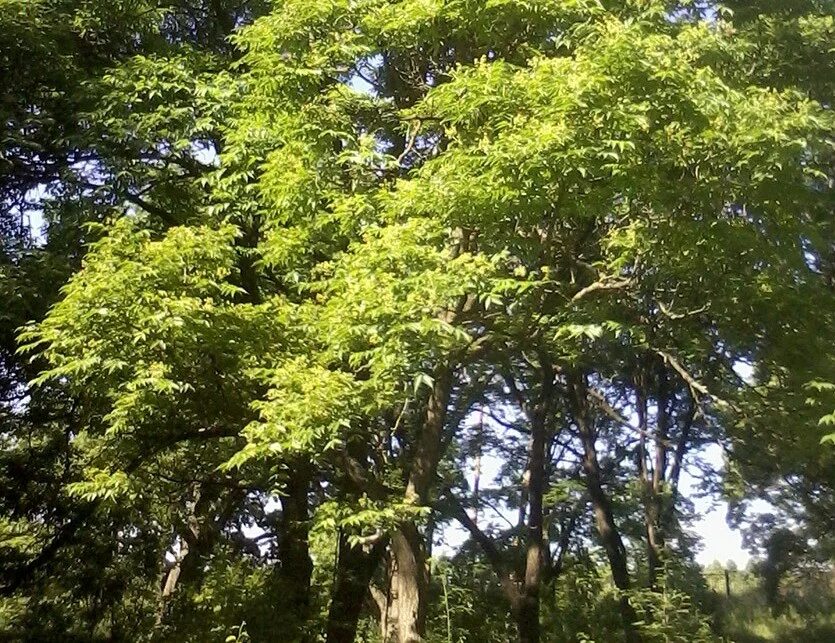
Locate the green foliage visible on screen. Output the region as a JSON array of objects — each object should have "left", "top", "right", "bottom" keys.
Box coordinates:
[
  {"left": 2, "top": 0, "right": 834, "bottom": 640},
  {"left": 545, "top": 558, "right": 716, "bottom": 642},
  {"left": 424, "top": 558, "right": 516, "bottom": 643},
  {"left": 709, "top": 564, "right": 835, "bottom": 643}
]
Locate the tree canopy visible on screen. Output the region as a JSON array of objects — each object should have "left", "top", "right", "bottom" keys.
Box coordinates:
[{"left": 1, "top": 1, "right": 834, "bottom": 641}]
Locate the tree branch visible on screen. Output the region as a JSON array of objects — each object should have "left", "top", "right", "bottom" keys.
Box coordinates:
[{"left": 571, "top": 277, "right": 632, "bottom": 302}]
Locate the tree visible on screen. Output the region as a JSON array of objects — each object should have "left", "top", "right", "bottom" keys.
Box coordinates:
[
  {"left": 3, "top": 1, "right": 834, "bottom": 641},
  {"left": 0, "top": 1, "right": 270, "bottom": 638}
]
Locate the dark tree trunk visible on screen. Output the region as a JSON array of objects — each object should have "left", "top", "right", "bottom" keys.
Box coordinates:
[
  {"left": 570, "top": 376, "right": 638, "bottom": 643},
  {"left": 459, "top": 363, "right": 553, "bottom": 643},
  {"left": 275, "top": 462, "right": 314, "bottom": 641},
  {"left": 582, "top": 447, "right": 632, "bottom": 591},
  {"left": 513, "top": 376, "right": 549, "bottom": 643},
  {"left": 583, "top": 454, "right": 639, "bottom": 643},
  {"left": 513, "top": 595, "right": 541, "bottom": 643},
  {"left": 326, "top": 532, "right": 387, "bottom": 643}
]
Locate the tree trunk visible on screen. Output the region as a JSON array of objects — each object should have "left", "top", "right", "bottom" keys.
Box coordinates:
[
  {"left": 389, "top": 524, "right": 429, "bottom": 643},
  {"left": 512, "top": 595, "right": 541, "bottom": 643},
  {"left": 648, "top": 370, "right": 670, "bottom": 589},
  {"left": 514, "top": 390, "right": 549, "bottom": 643},
  {"left": 582, "top": 446, "right": 632, "bottom": 588},
  {"left": 570, "top": 376, "right": 638, "bottom": 643},
  {"left": 583, "top": 453, "right": 639, "bottom": 643},
  {"left": 326, "top": 532, "right": 387, "bottom": 643},
  {"left": 463, "top": 363, "right": 552, "bottom": 643},
  {"left": 388, "top": 370, "right": 452, "bottom": 641},
  {"left": 155, "top": 537, "right": 189, "bottom": 627},
  {"left": 637, "top": 384, "right": 663, "bottom": 590},
  {"left": 404, "top": 372, "right": 452, "bottom": 506},
  {"left": 275, "top": 462, "right": 314, "bottom": 641},
  {"left": 645, "top": 502, "right": 663, "bottom": 590}
]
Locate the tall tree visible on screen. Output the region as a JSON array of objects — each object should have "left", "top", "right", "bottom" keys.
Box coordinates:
[{"left": 4, "top": 1, "right": 834, "bottom": 641}]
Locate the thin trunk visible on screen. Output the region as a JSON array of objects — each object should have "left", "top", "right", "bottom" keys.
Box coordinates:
[
  {"left": 155, "top": 536, "right": 188, "bottom": 627},
  {"left": 471, "top": 409, "right": 483, "bottom": 523},
  {"left": 516, "top": 387, "right": 549, "bottom": 643},
  {"left": 571, "top": 376, "right": 638, "bottom": 642},
  {"left": 546, "top": 510, "right": 580, "bottom": 583},
  {"left": 667, "top": 401, "right": 696, "bottom": 515},
  {"left": 645, "top": 504, "right": 663, "bottom": 589},
  {"left": 448, "top": 488, "right": 529, "bottom": 639},
  {"left": 517, "top": 486, "right": 529, "bottom": 547},
  {"left": 583, "top": 451, "right": 639, "bottom": 642},
  {"left": 637, "top": 383, "right": 663, "bottom": 590},
  {"left": 649, "top": 371, "right": 670, "bottom": 586},
  {"left": 451, "top": 363, "right": 553, "bottom": 643},
  {"left": 582, "top": 444, "right": 632, "bottom": 592}
]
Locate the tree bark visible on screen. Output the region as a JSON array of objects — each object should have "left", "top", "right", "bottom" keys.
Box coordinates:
[
  {"left": 385, "top": 370, "right": 452, "bottom": 641},
  {"left": 389, "top": 524, "right": 430, "bottom": 643},
  {"left": 275, "top": 462, "right": 314, "bottom": 641},
  {"left": 513, "top": 595, "right": 541, "bottom": 643},
  {"left": 513, "top": 368, "right": 550, "bottom": 643},
  {"left": 648, "top": 371, "right": 671, "bottom": 588},
  {"left": 570, "top": 376, "right": 638, "bottom": 643},
  {"left": 156, "top": 536, "right": 189, "bottom": 627},
  {"left": 637, "top": 384, "right": 663, "bottom": 590},
  {"left": 326, "top": 532, "right": 387, "bottom": 643},
  {"left": 404, "top": 371, "right": 453, "bottom": 506}
]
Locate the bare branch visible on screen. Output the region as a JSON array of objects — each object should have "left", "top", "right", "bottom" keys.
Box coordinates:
[
  {"left": 396, "top": 119, "right": 421, "bottom": 166},
  {"left": 655, "top": 349, "right": 729, "bottom": 408},
  {"left": 571, "top": 277, "right": 632, "bottom": 302},
  {"left": 658, "top": 302, "right": 709, "bottom": 320}
]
